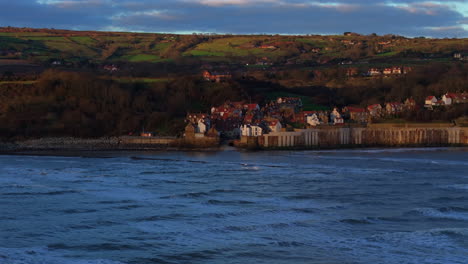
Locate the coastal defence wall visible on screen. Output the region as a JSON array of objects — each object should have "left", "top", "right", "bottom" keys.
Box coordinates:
[
  {"left": 119, "top": 136, "right": 177, "bottom": 145},
  {"left": 257, "top": 125, "right": 468, "bottom": 148}
]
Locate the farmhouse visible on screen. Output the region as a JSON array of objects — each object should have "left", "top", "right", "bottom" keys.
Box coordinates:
[
  {"left": 442, "top": 93, "right": 455, "bottom": 105},
  {"left": 392, "top": 66, "right": 402, "bottom": 74},
  {"left": 383, "top": 68, "right": 393, "bottom": 75},
  {"left": 202, "top": 70, "right": 232, "bottom": 82},
  {"left": 259, "top": 45, "right": 277, "bottom": 49},
  {"left": 368, "top": 68, "right": 381, "bottom": 76},
  {"left": 425, "top": 96, "right": 438, "bottom": 107}
]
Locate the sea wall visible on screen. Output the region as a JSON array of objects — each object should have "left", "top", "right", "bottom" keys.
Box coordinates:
[
  {"left": 10, "top": 137, "right": 121, "bottom": 150},
  {"left": 255, "top": 125, "right": 468, "bottom": 149},
  {"left": 178, "top": 137, "right": 220, "bottom": 148},
  {"left": 119, "top": 136, "right": 177, "bottom": 146}
]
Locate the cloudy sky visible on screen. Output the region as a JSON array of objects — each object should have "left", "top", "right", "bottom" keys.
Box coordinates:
[{"left": 1, "top": 0, "right": 467, "bottom": 37}]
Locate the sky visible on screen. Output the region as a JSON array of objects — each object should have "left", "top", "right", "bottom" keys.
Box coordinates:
[{"left": 1, "top": 0, "right": 467, "bottom": 37}]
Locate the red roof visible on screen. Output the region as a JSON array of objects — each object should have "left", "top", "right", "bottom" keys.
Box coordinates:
[
  {"left": 367, "top": 104, "right": 381, "bottom": 110},
  {"left": 246, "top": 104, "right": 259, "bottom": 110},
  {"left": 269, "top": 120, "right": 279, "bottom": 126},
  {"left": 445, "top": 93, "right": 458, "bottom": 99},
  {"left": 426, "top": 96, "right": 435, "bottom": 100}
]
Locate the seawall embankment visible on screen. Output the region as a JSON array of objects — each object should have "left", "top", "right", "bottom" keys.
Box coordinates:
[
  {"left": 0, "top": 136, "right": 220, "bottom": 152},
  {"left": 242, "top": 124, "right": 468, "bottom": 149}
]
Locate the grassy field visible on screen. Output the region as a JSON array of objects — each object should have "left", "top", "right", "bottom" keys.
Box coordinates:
[
  {"left": 0, "top": 80, "right": 36, "bottom": 85},
  {"left": 376, "top": 51, "right": 399, "bottom": 57},
  {"left": 69, "top": 36, "right": 97, "bottom": 45},
  {"left": 118, "top": 54, "right": 165, "bottom": 62},
  {"left": 185, "top": 36, "right": 292, "bottom": 58},
  {"left": 0, "top": 29, "right": 466, "bottom": 65},
  {"left": 265, "top": 91, "right": 330, "bottom": 111}
]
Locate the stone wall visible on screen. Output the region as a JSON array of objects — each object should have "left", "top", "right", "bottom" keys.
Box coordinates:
[
  {"left": 179, "top": 137, "right": 220, "bottom": 148},
  {"left": 119, "top": 136, "right": 177, "bottom": 145}
]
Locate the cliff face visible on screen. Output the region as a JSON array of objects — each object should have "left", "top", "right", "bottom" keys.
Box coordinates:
[{"left": 255, "top": 125, "right": 468, "bottom": 149}]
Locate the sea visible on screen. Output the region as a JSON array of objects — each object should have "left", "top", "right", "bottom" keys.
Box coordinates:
[{"left": 1, "top": 148, "right": 468, "bottom": 264}]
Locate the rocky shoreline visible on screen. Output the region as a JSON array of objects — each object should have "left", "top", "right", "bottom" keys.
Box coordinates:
[
  {"left": 1, "top": 137, "right": 119, "bottom": 151},
  {"left": 0, "top": 137, "right": 225, "bottom": 154}
]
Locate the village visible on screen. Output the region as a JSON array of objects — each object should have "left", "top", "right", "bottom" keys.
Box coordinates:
[{"left": 180, "top": 89, "right": 468, "bottom": 148}]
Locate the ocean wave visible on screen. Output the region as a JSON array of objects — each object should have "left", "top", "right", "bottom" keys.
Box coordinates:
[
  {"left": 407, "top": 207, "right": 468, "bottom": 221},
  {"left": 133, "top": 213, "right": 188, "bottom": 222},
  {"left": 48, "top": 243, "right": 140, "bottom": 251},
  {"left": 206, "top": 199, "right": 255, "bottom": 205},
  {"left": 431, "top": 228, "right": 468, "bottom": 238},
  {"left": 2, "top": 190, "right": 79, "bottom": 196},
  {"left": 160, "top": 191, "right": 211, "bottom": 199},
  {"left": 0, "top": 247, "right": 126, "bottom": 264},
  {"left": 340, "top": 218, "right": 373, "bottom": 225},
  {"left": 430, "top": 196, "right": 468, "bottom": 202},
  {"left": 130, "top": 156, "right": 208, "bottom": 164},
  {"left": 299, "top": 147, "right": 454, "bottom": 154},
  {"left": 444, "top": 184, "right": 468, "bottom": 191}
]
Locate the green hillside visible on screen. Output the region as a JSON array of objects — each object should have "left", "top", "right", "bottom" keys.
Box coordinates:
[{"left": 0, "top": 27, "right": 466, "bottom": 66}]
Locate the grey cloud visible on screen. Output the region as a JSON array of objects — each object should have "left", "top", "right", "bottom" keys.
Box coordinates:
[{"left": 0, "top": 0, "right": 466, "bottom": 37}]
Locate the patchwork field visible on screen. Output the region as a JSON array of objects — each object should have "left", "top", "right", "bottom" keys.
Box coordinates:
[{"left": 0, "top": 28, "right": 465, "bottom": 66}]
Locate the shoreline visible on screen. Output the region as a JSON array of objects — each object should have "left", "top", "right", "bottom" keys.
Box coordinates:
[
  {"left": 1, "top": 136, "right": 467, "bottom": 157},
  {"left": 1, "top": 143, "right": 467, "bottom": 158}
]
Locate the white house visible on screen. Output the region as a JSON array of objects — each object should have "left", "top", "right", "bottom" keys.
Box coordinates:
[
  {"left": 368, "top": 68, "right": 381, "bottom": 76},
  {"left": 425, "top": 96, "right": 437, "bottom": 107},
  {"left": 442, "top": 94, "right": 453, "bottom": 106},
  {"left": 268, "top": 120, "right": 282, "bottom": 133},
  {"left": 197, "top": 120, "right": 209, "bottom": 134},
  {"left": 330, "top": 108, "right": 344, "bottom": 125},
  {"left": 306, "top": 113, "right": 321, "bottom": 126},
  {"left": 241, "top": 124, "right": 263, "bottom": 137}
]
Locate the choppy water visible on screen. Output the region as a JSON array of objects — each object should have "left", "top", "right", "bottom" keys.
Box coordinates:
[{"left": 1, "top": 148, "right": 468, "bottom": 264}]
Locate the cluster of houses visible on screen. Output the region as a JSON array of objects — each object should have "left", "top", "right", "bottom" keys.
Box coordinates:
[
  {"left": 183, "top": 97, "right": 393, "bottom": 139},
  {"left": 425, "top": 92, "right": 468, "bottom": 108},
  {"left": 185, "top": 91, "right": 467, "bottom": 140},
  {"left": 345, "top": 66, "right": 412, "bottom": 77},
  {"left": 367, "top": 66, "right": 412, "bottom": 76}
]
